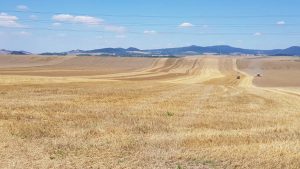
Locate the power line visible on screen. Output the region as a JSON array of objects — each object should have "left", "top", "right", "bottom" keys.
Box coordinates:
[
  {"left": 2, "top": 26, "right": 300, "bottom": 36},
  {"left": 1, "top": 9, "right": 300, "bottom": 30},
  {"left": 2, "top": 9, "right": 300, "bottom": 18},
  {"left": 1, "top": 9, "right": 300, "bottom": 36},
  {"left": 1, "top": 18, "right": 300, "bottom": 28}
]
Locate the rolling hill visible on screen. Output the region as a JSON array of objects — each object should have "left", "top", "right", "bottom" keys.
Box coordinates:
[
  {"left": 0, "top": 49, "right": 31, "bottom": 55},
  {"left": 2, "top": 46, "right": 300, "bottom": 57},
  {"left": 61, "top": 45, "right": 300, "bottom": 56}
]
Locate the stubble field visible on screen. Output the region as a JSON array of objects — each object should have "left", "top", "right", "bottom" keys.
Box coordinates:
[{"left": 0, "top": 55, "right": 300, "bottom": 169}]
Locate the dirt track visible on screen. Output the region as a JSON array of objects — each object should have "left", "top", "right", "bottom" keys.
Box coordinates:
[
  {"left": 1, "top": 55, "right": 298, "bottom": 94},
  {"left": 0, "top": 55, "right": 253, "bottom": 85},
  {"left": 1, "top": 55, "right": 299, "bottom": 115},
  {"left": 0, "top": 55, "right": 299, "bottom": 112}
]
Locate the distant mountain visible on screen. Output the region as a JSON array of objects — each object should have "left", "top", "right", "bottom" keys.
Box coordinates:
[
  {"left": 40, "top": 52, "right": 67, "bottom": 56},
  {"left": 62, "top": 45, "right": 300, "bottom": 57},
  {"left": 145, "top": 45, "right": 251, "bottom": 55},
  {"left": 145, "top": 45, "right": 285, "bottom": 56},
  {"left": 86, "top": 48, "right": 128, "bottom": 55},
  {"left": 63, "top": 47, "right": 157, "bottom": 57},
  {"left": 68, "top": 49, "right": 84, "bottom": 55},
  {"left": 272, "top": 46, "right": 300, "bottom": 56},
  {"left": 2, "top": 45, "right": 300, "bottom": 57},
  {"left": 0, "top": 49, "right": 10, "bottom": 55},
  {"left": 0, "top": 49, "right": 31, "bottom": 55}
]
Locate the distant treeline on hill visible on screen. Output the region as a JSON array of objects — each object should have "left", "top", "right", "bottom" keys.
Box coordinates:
[
  {"left": 1, "top": 45, "right": 300, "bottom": 57},
  {"left": 40, "top": 52, "right": 68, "bottom": 56}
]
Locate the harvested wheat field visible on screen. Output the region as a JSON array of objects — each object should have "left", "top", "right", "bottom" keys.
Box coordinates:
[{"left": 0, "top": 55, "right": 300, "bottom": 169}]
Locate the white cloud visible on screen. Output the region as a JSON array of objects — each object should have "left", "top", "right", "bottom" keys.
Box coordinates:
[
  {"left": 276, "top": 21, "right": 285, "bottom": 25},
  {"left": 52, "top": 14, "right": 125, "bottom": 33},
  {"left": 52, "top": 14, "right": 103, "bottom": 25},
  {"left": 144, "top": 30, "right": 157, "bottom": 35},
  {"left": 52, "top": 22, "right": 61, "bottom": 27},
  {"left": 179, "top": 22, "right": 194, "bottom": 28},
  {"left": 0, "top": 13, "right": 22, "bottom": 27},
  {"left": 17, "top": 5, "right": 29, "bottom": 11},
  {"left": 254, "top": 32, "right": 262, "bottom": 36},
  {"left": 53, "top": 14, "right": 73, "bottom": 22}
]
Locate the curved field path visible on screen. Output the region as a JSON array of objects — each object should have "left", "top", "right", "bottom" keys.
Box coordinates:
[{"left": 0, "top": 55, "right": 252, "bottom": 87}]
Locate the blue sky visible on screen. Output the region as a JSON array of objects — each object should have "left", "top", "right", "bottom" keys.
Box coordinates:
[{"left": 0, "top": 0, "right": 300, "bottom": 53}]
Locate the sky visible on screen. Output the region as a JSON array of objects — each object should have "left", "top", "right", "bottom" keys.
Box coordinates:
[{"left": 0, "top": 0, "right": 300, "bottom": 53}]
